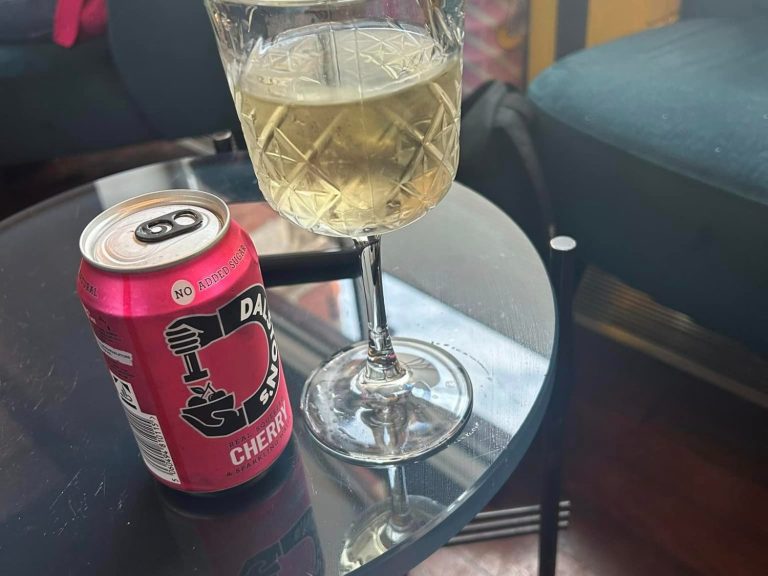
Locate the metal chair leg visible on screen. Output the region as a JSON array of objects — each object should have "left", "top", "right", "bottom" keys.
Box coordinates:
[{"left": 539, "top": 236, "right": 577, "bottom": 576}]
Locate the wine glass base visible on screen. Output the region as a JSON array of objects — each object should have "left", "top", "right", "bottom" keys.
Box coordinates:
[
  {"left": 339, "top": 495, "right": 444, "bottom": 574},
  {"left": 300, "top": 337, "right": 472, "bottom": 466}
]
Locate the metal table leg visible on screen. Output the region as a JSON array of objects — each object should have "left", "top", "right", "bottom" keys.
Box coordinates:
[{"left": 539, "top": 236, "right": 577, "bottom": 576}]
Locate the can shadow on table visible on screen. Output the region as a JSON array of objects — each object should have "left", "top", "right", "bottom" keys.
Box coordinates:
[{"left": 158, "top": 439, "right": 324, "bottom": 575}]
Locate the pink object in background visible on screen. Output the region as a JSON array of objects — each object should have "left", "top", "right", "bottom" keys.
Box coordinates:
[
  {"left": 463, "top": 0, "right": 526, "bottom": 93},
  {"left": 53, "top": 0, "right": 107, "bottom": 48}
]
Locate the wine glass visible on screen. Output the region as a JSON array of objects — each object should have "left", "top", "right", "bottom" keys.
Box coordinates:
[{"left": 205, "top": 0, "right": 471, "bottom": 465}]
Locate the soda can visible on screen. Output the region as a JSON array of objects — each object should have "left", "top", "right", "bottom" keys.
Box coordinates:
[{"left": 77, "top": 190, "right": 293, "bottom": 493}]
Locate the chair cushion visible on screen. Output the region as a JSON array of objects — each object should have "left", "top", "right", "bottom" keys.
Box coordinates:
[
  {"left": 531, "top": 18, "right": 768, "bottom": 206},
  {"left": 529, "top": 18, "right": 768, "bottom": 353},
  {"left": 0, "top": 0, "right": 56, "bottom": 42},
  {"left": 0, "top": 38, "right": 154, "bottom": 165}
]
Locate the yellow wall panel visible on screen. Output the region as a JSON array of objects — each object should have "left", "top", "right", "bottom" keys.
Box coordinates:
[
  {"left": 587, "top": 0, "right": 680, "bottom": 47},
  {"left": 527, "top": 0, "right": 559, "bottom": 82}
]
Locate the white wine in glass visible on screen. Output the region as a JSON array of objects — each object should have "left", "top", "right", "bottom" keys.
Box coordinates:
[{"left": 235, "top": 23, "right": 462, "bottom": 237}]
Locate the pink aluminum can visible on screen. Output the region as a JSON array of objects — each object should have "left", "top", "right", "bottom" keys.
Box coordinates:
[{"left": 77, "top": 190, "right": 293, "bottom": 493}]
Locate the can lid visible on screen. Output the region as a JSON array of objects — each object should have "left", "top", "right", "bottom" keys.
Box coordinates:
[{"left": 80, "top": 190, "right": 231, "bottom": 272}]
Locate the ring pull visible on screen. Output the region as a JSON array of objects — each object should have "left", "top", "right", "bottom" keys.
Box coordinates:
[{"left": 135, "top": 209, "right": 203, "bottom": 243}]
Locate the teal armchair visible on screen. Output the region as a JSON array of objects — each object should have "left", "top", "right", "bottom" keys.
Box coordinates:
[{"left": 529, "top": 3, "right": 768, "bottom": 355}]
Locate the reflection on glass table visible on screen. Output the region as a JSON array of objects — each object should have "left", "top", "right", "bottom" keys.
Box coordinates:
[
  {"left": 160, "top": 441, "right": 324, "bottom": 575},
  {"left": 340, "top": 466, "right": 443, "bottom": 574}
]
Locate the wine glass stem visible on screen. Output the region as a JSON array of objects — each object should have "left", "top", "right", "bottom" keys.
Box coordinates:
[
  {"left": 388, "top": 466, "right": 412, "bottom": 532},
  {"left": 355, "top": 236, "right": 407, "bottom": 393}
]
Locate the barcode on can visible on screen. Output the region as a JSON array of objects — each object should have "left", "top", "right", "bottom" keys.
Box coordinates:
[{"left": 111, "top": 373, "right": 180, "bottom": 485}]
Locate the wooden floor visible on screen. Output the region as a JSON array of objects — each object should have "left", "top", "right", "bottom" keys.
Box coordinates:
[{"left": 413, "top": 328, "right": 768, "bottom": 576}]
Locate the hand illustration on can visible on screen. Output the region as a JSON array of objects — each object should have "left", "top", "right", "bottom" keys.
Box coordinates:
[
  {"left": 165, "top": 314, "right": 229, "bottom": 384},
  {"left": 165, "top": 315, "right": 225, "bottom": 355}
]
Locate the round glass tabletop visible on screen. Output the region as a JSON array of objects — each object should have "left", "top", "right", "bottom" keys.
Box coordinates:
[{"left": 0, "top": 152, "right": 556, "bottom": 575}]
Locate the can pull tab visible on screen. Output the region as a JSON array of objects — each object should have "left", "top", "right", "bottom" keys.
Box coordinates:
[{"left": 135, "top": 209, "right": 203, "bottom": 243}]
